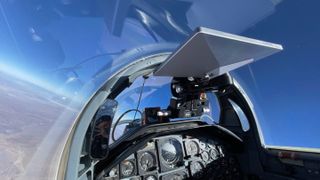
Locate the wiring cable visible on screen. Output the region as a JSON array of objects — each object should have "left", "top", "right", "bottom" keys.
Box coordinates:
[
  {"left": 111, "top": 77, "right": 147, "bottom": 141},
  {"left": 111, "top": 109, "right": 142, "bottom": 141}
]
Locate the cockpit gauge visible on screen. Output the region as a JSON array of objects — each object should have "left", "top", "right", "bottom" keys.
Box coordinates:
[
  {"left": 120, "top": 160, "right": 135, "bottom": 177},
  {"left": 145, "top": 175, "right": 157, "bottom": 180},
  {"left": 185, "top": 140, "right": 199, "bottom": 156},
  {"left": 189, "top": 161, "right": 204, "bottom": 178},
  {"left": 160, "top": 138, "right": 182, "bottom": 166},
  {"left": 139, "top": 151, "right": 156, "bottom": 171},
  {"left": 108, "top": 166, "right": 118, "bottom": 177},
  {"left": 128, "top": 177, "right": 141, "bottom": 180},
  {"left": 210, "top": 148, "right": 219, "bottom": 160},
  {"left": 162, "top": 171, "right": 188, "bottom": 180},
  {"left": 157, "top": 136, "right": 184, "bottom": 172},
  {"left": 201, "top": 151, "right": 210, "bottom": 162},
  {"left": 199, "top": 141, "right": 207, "bottom": 150}
]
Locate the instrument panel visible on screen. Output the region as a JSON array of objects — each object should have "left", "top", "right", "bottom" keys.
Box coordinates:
[{"left": 101, "top": 134, "right": 234, "bottom": 180}]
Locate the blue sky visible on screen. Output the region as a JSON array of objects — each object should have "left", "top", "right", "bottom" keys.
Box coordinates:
[{"left": 235, "top": 1, "right": 320, "bottom": 148}]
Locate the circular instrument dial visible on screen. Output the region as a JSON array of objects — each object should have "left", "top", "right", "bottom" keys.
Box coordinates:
[
  {"left": 172, "top": 172, "right": 188, "bottom": 180},
  {"left": 108, "top": 167, "right": 118, "bottom": 177},
  {"left": 201, "top": 151, "right": 210, "bottom": 162},
  {"left": 210, "top": 148, "right": 219, "bottom": 160},
  {"left": 160, "top": 138, "right": 183, "bottom": 167},
  {"left": 139, "top": 151, "right": 156, "bottom": 171},
  {"left": 162, "top": 171, "right": 188, "bottom": 180},
  {"left": 186, "top": 140, "right": 199, "bottom": 156},
  {"left": 120, "top": 160, "right": 135, "bottom": 177},
  {"left": 145, "top": 175, "right": 157, "bottom": 180},
  {"left": 190, "top": 161, "right": 204, "bottom": 178}
]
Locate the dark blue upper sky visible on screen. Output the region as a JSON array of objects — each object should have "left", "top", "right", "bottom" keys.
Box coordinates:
[{"left": 236, "top": 1, "right": 320, "bottom": 148}]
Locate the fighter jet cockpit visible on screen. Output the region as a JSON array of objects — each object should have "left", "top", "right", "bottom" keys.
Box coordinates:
[
  {"left": 70, "top": 28, "right": 320, "bottom": 180},
  {"left": 90, "top": 73, "right": 245, "bottom": 180}
]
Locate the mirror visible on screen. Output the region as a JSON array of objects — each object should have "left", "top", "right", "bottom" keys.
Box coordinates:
[{"left": 89, "top": 99, "right": 118, "bottom": 160}]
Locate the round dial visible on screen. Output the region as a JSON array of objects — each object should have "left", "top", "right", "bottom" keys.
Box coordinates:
[
  {"left": 210, "top": 148, "right": 219, "bottom": 160},
  {"left": 145, "top": 175, "right": 157, "bottom": 180},
  {"left": 160, "top": 138, "right": 183, "bottom": 167},
  {"left": 201, "top": 151, "right": 210, "bottom": 162},
  {"left": 120, "top": 160, "right": 135, "bottom": 177},
  {"left": 199, "top": 141, "right": 207, "bottom": 150},
  {"left": 172, "top": 172, "right": 188, "bottom": 180},
  {"left": 108, "top": 167, "right": 118, "bottom": 177},
  {"left": 162, "top": 172, "right": 187, "bottom": 180},
  {"left": 190, "top": 161, "right": 204, "bottom": 178},
  {"left": 139, "top": 152, "right": 156, "bottom": 171},
  {"left": 186, "top": 140, "right": 199, "bottom": 156}
]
